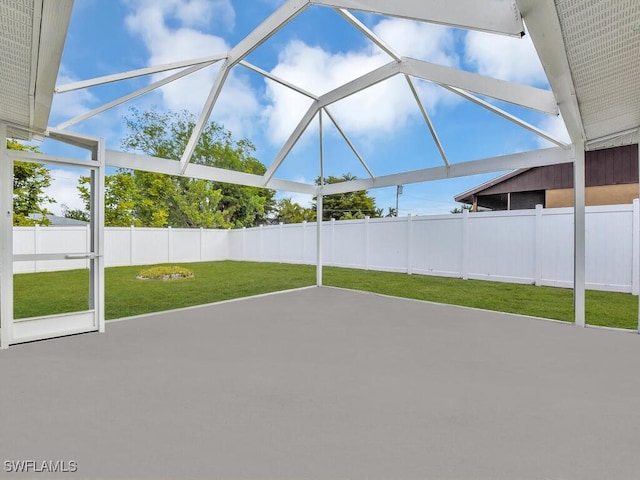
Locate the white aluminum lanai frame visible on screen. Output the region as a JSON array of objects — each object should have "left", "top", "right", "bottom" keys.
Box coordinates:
[{"left": 1, "top": 0, "right": 639, "bottom": 347}]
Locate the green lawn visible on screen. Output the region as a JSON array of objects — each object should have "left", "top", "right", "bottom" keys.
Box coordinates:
[{"left": 13, "top": 261, "right": 638, "bottom": 330}]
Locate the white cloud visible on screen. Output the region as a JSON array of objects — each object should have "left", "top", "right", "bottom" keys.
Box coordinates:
[
  {"left": 43, "top": 168, "right": 87, "bottom": 216},
  {"left": 124, "top": 0, "right": 259, "bottom": 137},
  {"left": 372, "top": 18, "right": 458, "bottom": 67},
  {"left": 464, "top": 30, "right": 547, "bottom": 86},
  {"left": 536, "top": 114, "right": 570, "bottom": 148},
  {"left": 50, "top": 66, "right": 98, "bottom": 126},
  {"left": 263, "top": 19, "right": 460, "bottom": 145}
]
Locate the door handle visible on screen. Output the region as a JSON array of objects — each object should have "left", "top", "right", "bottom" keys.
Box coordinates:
[{"left": 65, "top": 253, "right": 97, "bottom": 259}]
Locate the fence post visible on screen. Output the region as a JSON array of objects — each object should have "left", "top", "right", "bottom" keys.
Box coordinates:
[
  {"left": 302, "top": 221, "right": 307, "bottom": 264},
  {"left": 632, "top": 199, "right": 639, "bottom": 295},
  {"left": 200, "top": 227, "right": 204, "bottom": 262},
  {"left": 260, "top": 224, "right": 264, "bottom": 262},
  {"left": 364, "top": 216, "right": 370, "bottom": 270},
  {"left": 330, "top": 218, "right": 335, "bottom": 266},
  {"left": 279, "top": 222, "right": 284, "bottom": 263},
  {"left": 535, "top": 204, "right": 543, "bottom": 286},
  {"left": 130, "top": 225, "right": 135, "bottom": 266},
  {"left": 407, "top": 214, "right": 413, "bottom": 275},
  {"left": 34, "top": 224, "right": 40, "bottom": 273},
  {"left": 242, "top": 227, "right": 246, "bottom": 261},
  {"left": 461, "top": 209, "right": 469, "bottom": 280},
  {"left": 167, "top": 226, "right": 172, "bottom": 263}
]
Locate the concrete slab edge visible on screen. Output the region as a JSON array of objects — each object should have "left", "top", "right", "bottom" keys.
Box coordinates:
[
  {"left": 106, "top": 285, "right": 318, "bottom": 324},
  {"left": 322, "top": 286, "right": 639, "bottom": 335}
]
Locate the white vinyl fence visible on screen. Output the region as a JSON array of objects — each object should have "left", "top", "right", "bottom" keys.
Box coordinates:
[{"left": 13, "top": 202, "right": 640, "bottom": 294}]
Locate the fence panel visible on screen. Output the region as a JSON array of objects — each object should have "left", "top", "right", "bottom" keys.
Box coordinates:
[
  {"left": 368, "top": 218, "right": 408, "bottom": 272},
  {"left": 467, "top": 211, "right": 537, "bottom": 284},
  {"left": 105, "top": 228, "right": 132, "bottom": 267},
  {"left": 539, "top": 207, "right": 574, "bottom": 288},
  {"left": 170, "top": 228, "right": 201, "bottom": 263},
  {"left": 331, "top": 219, "right": 367, "bottom": 268},
  {"left": 131, "top": 228, "right": 169, "bottom": 266},
  {"left": 10, "top": 204, "right": 640, "bottom": 293},
  {"left": 586, "top": 205, "right": 634, "bottom": 292},
  {"left": 410, "top": 215, "right": 464, "bottom": 277}
]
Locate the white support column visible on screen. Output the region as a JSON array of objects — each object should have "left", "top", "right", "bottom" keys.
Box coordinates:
[
  {"left": 316, "top": 196, "right": 323, "bottom": 286},
  {"left": 92, "top": 138, "right": 106, "bottom": 333},
  {"left": 632, "top": 199, "right": 639, "bottom": 297},
  {"left": 573, "top": 143, "right": 586, "bottom": 327},
  {"left": 0, "top": 124, "right": 13, "bottom": 349},
  {"left": 637, "top": 143, "right": 640, "bottom": 332}
]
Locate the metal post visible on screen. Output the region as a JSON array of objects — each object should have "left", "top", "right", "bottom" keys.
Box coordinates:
[
  {"left": 638, "top": 143, "right": 640, "bottom": 332},
  {"left": 573, "top": 143, "right": 586, "bottom": 327},
  {"left": 317, "top": 109, "right": 324, "bottom": 287},
  {"left": 316, "top": 195, "right": 323, "bottom": 286},
  {"left": 0, "top": 125, "right": 13, "bottom": 348},
  {"left": 396, "top": 185, "right": 403, "bottom": 216},
  {"left": 93, "top": 139, "right": 106, "bottom": 333}
]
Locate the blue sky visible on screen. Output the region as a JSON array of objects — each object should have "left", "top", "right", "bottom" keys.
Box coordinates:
[{"left": 41, "top": 0, "right": 569, "bottom": 217}]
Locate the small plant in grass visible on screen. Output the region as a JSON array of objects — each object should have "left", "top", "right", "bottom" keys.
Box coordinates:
[{"left": 136, "top": 266, "right": 194, "bottom": 281}]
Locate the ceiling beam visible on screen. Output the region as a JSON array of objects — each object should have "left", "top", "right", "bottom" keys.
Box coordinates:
[
  {"left": 56, "top": 63, "right": 214, "bottom": 130},
  {"left": 55, "top": 55, "right": 226, "bottom": 93},
  {"left": 401, "top": 57, "right": 558, "bottom": 115},
  {"left": 334, "top": 8, "right": 401, "bottom": 61},
  {"left": 442, "top": 85, "right": 570, "bottom": 149},
  {"left": 239, "top": 61, "right": 318, "bottom": 100},
  {"left": 106, "top": 150, "right": 317, "bottom": 195},
  {"left": 227, "top": 0, "right": 310, "bottom": 66},
  {"left": 178, "top": 61, "right": 231, "bottom": 173},
  {"left": 318, "top": 61, "right": 401, "bottom": 108},
  {"left": 311, "top": 0, "right": 525, "bottom": 37},
  {"left": 405, "top": 76, "right": 449, "bottom": 166},
  {"left": 321, "top": 147, "right": 572, "bottom": 195},
  {"left": 516, "top": 0, "right": 585, "bottom": 143},
  {"left": 263, "top": 102, "right": 319, "bottom": 183}
]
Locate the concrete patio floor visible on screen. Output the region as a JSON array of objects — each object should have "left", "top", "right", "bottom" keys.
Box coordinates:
[{"left": 1, "top": 286, "right": 639, "bottom": 479}]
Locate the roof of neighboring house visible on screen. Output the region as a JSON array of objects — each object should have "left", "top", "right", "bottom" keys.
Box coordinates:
[
  {"left": 455, "top": 144, "right": 639, "bottom": 204},
  {"left": 28, "top": 213, "right": 88, "bottom": 226}
]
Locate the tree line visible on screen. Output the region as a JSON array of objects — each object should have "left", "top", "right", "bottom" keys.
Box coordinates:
[{"left": 8, "top": 108, "right": 387, "bottom": 228}]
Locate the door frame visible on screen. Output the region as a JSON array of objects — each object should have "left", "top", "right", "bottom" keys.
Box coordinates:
[{"left": 0, "top": 127, "right": 105, "bottom": 348}]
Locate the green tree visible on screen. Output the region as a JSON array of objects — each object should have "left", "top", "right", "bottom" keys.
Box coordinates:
[
  {"left": 313, "top": 173, "right": 381, "bottom": 221},
  {"left": 274, "top": 198, "right": 316, "bottom": 224},
  {"left": 109, "top": 108, "right": 275, "bottom": 228},
  {"left": 74, "top": 108, "right": 276, "bottom": 228},
  {"left": 61, "top": 204, "right": 90, "bottom": 223},
  {"left": 7, "top": 140, "right": 54, "bottom": 226}
]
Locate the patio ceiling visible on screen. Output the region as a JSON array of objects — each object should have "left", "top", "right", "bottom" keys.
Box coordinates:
[
  {"left": 0, "top": 0, "right": 73, "bottom": 141},
  {"left": 1, "top": 0, "right": 639, "bottom": 192}
]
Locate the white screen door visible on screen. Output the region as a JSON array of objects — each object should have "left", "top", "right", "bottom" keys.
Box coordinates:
[{"left": 1, "top": 130, "right": 105, "bottom": 347}]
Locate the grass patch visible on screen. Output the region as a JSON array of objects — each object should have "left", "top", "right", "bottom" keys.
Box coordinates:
[
  {"left": 13, "top": 261, "right": 638, "bottom": 329},
  {"left": 137, "top": 265, "right": 194, "bottom": 280},
  {"left": 323, "top": 267, "right": 638, "bottom": 330}
]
